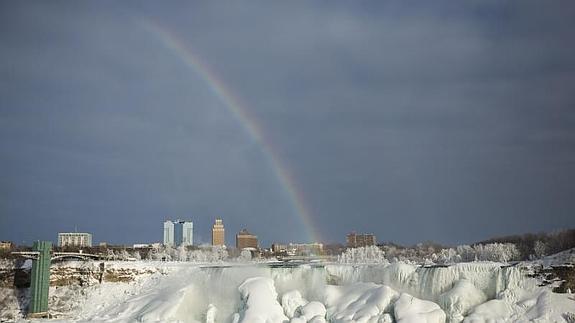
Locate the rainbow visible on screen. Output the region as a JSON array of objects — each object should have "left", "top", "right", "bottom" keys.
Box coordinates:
[{"left": 142, "top": 20, "right": 319, "bottom": 243}]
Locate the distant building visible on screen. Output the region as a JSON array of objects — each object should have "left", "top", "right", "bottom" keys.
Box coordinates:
[
  {"left": 212, "top": 219, "right": 225, "bottom": 246},
  {"left": 271, "top": 243, "right": 287, "bottom": 253},
  {"left": 346, "top": 232, "right": 376, "bottom": 248},
  {"left": 58, "top": 232, "right": 92, "bottom": 247},
  {"left": 272, "top": 242, "right": 323, "bottom": 256},
  {"left": 163, "top": 221, "right": 174, "bottom": 246},
  {"left": 163, "top": 220, "right": 193, "bottom": 247},
  {"left": 236, "top": 229, "right": 258, "bottom": 250},
  {"left": 182, "top": 222, "right": 193, "bottom": 246},
  {"left": 0, "top": 241, "right": 13, "bottom": 251}
]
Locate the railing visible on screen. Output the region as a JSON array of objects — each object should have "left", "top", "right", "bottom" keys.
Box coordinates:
[{"left": 12, "top": 251, "right": 101, "bottom": 261}]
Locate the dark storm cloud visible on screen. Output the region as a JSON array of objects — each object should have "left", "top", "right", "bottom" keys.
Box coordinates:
[{"left": 1, "top": 1, "right": 574, "bottom": 246}]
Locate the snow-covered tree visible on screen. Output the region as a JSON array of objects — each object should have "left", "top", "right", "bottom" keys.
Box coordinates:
[
  {"left": 533, "top": 240, "right": 547, "bottom": 259},
  {"left": 239, "top": 249, "right": 252, "bottom": 262},
  {"left": 118, "top": 249, "right": 131, "bottom": 261},
  {"left": 456, "top": 245, "right": 476, "bottom": 262},
  {"left": 472, "top": 243, "right": 520, "bottom": 262},
  {"left": 177, "top": 245, "right": 188, "bottom": 262},
  {"left": 338, "top": 246, "right": 388, "bottom": 264}
]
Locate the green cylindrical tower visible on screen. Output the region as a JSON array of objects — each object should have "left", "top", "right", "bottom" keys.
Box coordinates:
[{"left": 28, "top": 241, "right": 52, "bottom": 316}]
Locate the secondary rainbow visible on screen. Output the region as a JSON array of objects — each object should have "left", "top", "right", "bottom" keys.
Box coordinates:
[{"left": 142, "top": 20, "right": 319, "bottom": 243}]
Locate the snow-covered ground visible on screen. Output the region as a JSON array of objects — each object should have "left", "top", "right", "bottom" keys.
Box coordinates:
[{"left": 2, "top": 260, "right": 573, "bottom": 323}]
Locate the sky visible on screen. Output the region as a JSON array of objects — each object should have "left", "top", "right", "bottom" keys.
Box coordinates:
[{"left": 1, "top": 1, "right": 574, "bottom": 247}]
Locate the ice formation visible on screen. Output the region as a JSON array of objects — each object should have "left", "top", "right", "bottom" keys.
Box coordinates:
[
  {"left": 282, "top": 290, "right": 308, "bottom": 319},
  {"left": 394, "top": 293, "right": 446, "bottom": 323},
  {"left": 324, "top": 283, "right": 398, "bottom": 322},
  {"left": 2, "top": 260, "right": 573, "bottom": 323},
  {"left": 235, "top": 277, "right": 288, "bottom": 323},
  {"left": 437, "top": 279, "right": 486, "bottom": 322}
]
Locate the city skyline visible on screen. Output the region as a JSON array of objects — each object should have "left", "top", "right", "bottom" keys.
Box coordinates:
[{"left": 1, "top": 1, "right": 575, "bottom": 247}]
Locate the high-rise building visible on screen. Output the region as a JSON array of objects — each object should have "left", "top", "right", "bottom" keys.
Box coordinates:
[
  {"left": 182, "top": 221, "right": 193, "bottom": 246},
  {"left": 346, "top": 232, "right": 376, "bottom": 248},
  {"left": 163, "top": 221, "right": 174, "bottom": 246},
  {"left": 163, "top": 220, "right": 193, "bottom": 247},
  {"left": 58, "top": 232, "right": 92, "bottom": 247},
  {"left": 236, "top": 229, "right": 258, "bottom": 250},
  {"left": 212, "top": 219, "right": 225, "bottom": 246}
]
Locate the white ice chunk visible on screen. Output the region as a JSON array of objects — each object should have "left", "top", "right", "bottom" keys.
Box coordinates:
[
  {"left": 463, "top": 299, "right": 513, "bottom": 323},
  {"left": 282, "top": 290, "right": 308, "bottom": 319},
  {"left": 236, "top": 277, "right": 288, "bottom": 323},
  {"left": 438, "top": 279, "right": 487, "bottom": 322},
  {"left": 394, "top": 293, "right": 446, "bottom": 323},
  {"left": 325, "top": 283, "right": 399, "bottom": 322},
  {"left": 297, "top": 301, "right": 326, "bottom": 321}
]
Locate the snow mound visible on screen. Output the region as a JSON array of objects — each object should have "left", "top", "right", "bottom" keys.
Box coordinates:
[
  {"left": 394, "top": 293, "right": 446, "bottom": 323},
  {"left": 235, "top": 277, "right": 288, "bottom": 323},
  {"left": 324, "top": 282, "right": 398, "bottom": 322},
  {"left": 438, "top": 279, "right": 487, "bottom": 322}
]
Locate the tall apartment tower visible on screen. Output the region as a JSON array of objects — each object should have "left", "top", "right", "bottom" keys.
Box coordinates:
[
  {"left": 212, "top": 219, "right": 225, "bottom": 246},
  {"left": 182, "top": 221, "right": 193, "bottom": 246},
  {"left": 163, "top": 220, "right": 174, "bottom": 246},
  {"left": 163, "top": 220, "right": 193, "bottom": 247}
]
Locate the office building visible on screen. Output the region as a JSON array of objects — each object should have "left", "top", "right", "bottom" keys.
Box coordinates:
[
  {"left": 236, "top": 229, "right": 258, "bottom": 250},
  {"left": 58, "top": 232, "right": 92, "bottom": 247},
  {"left": 212, "top": 219, "right": 225, "bottom": 246},
  {"left": 163, "top": 220, "right": 193, "bottom": 247},
  {"left": 346, "top": 232, "right": 376, "bottom": 248}
]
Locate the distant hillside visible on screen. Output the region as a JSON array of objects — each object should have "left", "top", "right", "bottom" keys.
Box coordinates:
[{"left": 477, "top": 228, "right": 575, "bottom": 260}]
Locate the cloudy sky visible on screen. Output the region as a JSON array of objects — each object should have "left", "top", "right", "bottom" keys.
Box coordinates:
[{"left": 1, "top": 1, "right": 574, "bottom": 247}]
